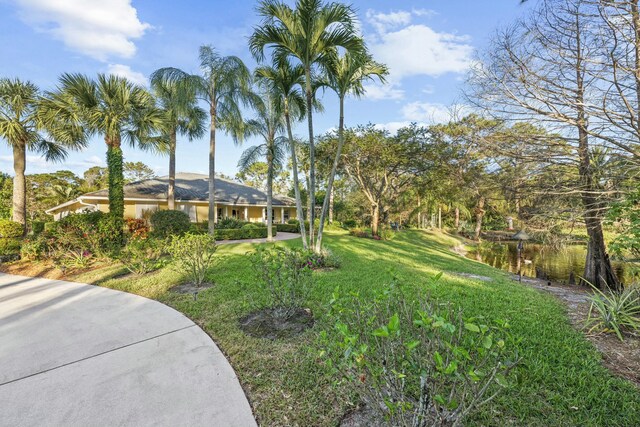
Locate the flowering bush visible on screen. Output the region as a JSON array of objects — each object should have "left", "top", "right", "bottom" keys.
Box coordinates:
[{"left": 303, "top": 248, "right": 341, "bottom": 270}]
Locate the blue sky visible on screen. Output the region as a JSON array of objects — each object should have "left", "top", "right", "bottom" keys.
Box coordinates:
[{"left": 0, "top": 0, "right": 531, "bottom": 179}]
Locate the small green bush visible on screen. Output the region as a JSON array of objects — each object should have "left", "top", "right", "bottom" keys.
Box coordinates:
[
  {"left": 287, "top": 218, "right": 300, "bottom": 225},
  {"left": 119, "top": 237, "right": 167, "bottom": 275},
  {"left": 30, "top": 221, "right": 45, "bottom": 235},
  {"left": 242, "top": 223, "right": 260, "bottom": 229},
  {"left": 275, "top": 223, "right": 299, "bottom": 233},
  {"left": 168, "top": 233, "right": 217, "bottom": 287},
  {"left": 150, "top": 210, "right": 191, "bottom": 238},
  {"left": 0, "top": 219, "right": 24, "bottom": 238},
  {"left": 215, "top": 227, "right": 275, "bottom": 240},
  {"left": 44, "top": 222, "right": 59, "bottom": 233},
  {"left": 325, "top": 277, "right": 518, "bottom": 426},
  {"left": 0, "top": 238, "right": 21, "bottom": 261},
  {"left": 341, "top": 219, "right": 357, "bottom": 229},
  {"left": 20, "top": 237, "right": 50, "bottom": 261},
  {"left": 248, "top": 246, "right": 313, "bottom": 318}
]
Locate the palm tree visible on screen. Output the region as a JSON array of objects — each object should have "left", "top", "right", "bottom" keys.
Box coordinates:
[
  {"left": 238, "top": 90, "right": 288, "bottom": 241},
  {"left": 250, "top": 0, "right": 364, "bottom": 250},
  {"left": 0, "top": 78, "right": 86, "bottom": 231},
  {"left": 153, "top": 46, "right": 253, "bottom": 235},
  {"left": 254, "top": 61, "right": 309, "bottom": 248},
  {"left": 42, "top": 73, "right": 164, "bottom": 219},
  {"left": 150, "top": 72, "right": 207, "bottom": 210},
  {"left": 315, "top": 51, "right": 388, "bottom": 250}
]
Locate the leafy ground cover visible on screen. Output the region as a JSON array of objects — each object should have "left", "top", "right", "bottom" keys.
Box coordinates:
[{"left": 4, "top": 229, "right": 639, "bottom": 426}]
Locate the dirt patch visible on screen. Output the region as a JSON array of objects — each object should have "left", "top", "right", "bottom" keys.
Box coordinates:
[
  {"left": 513, "top": 274, "right": 640, "bottom": 387},
  {"left": 239, "top": 307, "right": 314, "bottom": 339},
  {"left": 170, "top": 282, "right": 214, "bottom": 295},
  {"left": 340, "top": 405, "right": 390, "bottom": 427}
]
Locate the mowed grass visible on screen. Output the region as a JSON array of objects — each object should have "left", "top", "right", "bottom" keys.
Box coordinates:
[{"left": 74, "top": 229, "right": 639, "bottom": 426}]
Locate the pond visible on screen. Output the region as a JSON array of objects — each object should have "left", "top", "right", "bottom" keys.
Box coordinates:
[{"left": 466, "top": 241, "right": 633, "bottom": 284}]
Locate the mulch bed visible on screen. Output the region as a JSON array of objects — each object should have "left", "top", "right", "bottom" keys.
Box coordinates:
[{"left": 239, "top": 307, "right": 314, "bottom": 339}]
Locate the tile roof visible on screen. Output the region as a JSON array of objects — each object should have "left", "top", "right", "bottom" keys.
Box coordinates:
[{"left": 83, "top": 173, "right": 295, "bottom": 206}]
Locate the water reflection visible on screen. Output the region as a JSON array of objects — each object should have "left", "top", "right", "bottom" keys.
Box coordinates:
[{"left": 467, "top": 242, "right": 630, "bottom": 284}]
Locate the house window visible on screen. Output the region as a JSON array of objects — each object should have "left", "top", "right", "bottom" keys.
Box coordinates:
[
  {"left": 232, "top": 209, "right": 238, "bottom": 218},
  {"left": 178, "top": 203, "right": 197, "bottom": 222},
  {"left": 135, "top": 203, "right": 158, "bottom": 219},
  {"left": 263, "top": 209, "right": 275, "bottom": 220},
  {"left": 283, "top": 209, "right": 290, "bottom": 221},
  {"left": 217, "top": 207, "right": 223, "bottom": 221}
]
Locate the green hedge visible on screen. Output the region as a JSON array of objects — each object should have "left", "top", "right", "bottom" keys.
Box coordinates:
[
  {"left": 150, "top": 210, "right": 191, "bottom": 238},
  {"left": 275, "top": 223, "right": 300, "bottom": 233},
  {"left": 215, "top": 227, "right": 277, "bottom": 240}
]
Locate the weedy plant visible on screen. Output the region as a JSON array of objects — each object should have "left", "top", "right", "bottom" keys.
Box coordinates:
[
  {"left": 586, "top": 284, "right": 640, "bottom": 341},
  {"left": 168, "top": 233, "right": 217, "bottom": 286},
  {"left": 248, "top": 246, "right": 313, "bottom": 318},
  {"left": 323, "top": 275, "right": 520, "bottom": 427}
]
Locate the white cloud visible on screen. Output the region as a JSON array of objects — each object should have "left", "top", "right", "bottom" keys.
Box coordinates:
[
  {"left": 370, "top": 24, "right": 473, "bottom": 79},
  {"left": 106, "top": 64, "right": 147, "bottom": 86},
  {"left": 16, "top": 0, "right": 150, "bottom": 61},
  {"left": 373, "top": 121, "right": 419, "bottom": 135},
  {"left": 401, "top": 101, "right": 452, "bottom": 123},
  {"left": 363, "top": 82, "right": 405, "bottom": 101},
  {"left": 366, "top": 10, "right": 412, "bottom": 33}
]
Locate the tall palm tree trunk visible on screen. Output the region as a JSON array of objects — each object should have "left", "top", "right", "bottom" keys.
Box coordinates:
[
  {"left": 208, "top": 107, "right": 216, "bottom": 236},
  {"left": 106, "top": 136, "right": 124, "bottom": 219},
  {"left": 316, "top": 96, "right": 345, "bottom": 251},
  {"left": 168, "top": 129, "right": 177, "bottom": 210},
  {"left": 285, "top": 111, "right": 308, "bottom": 249},
  {"left": 12, "top": 142, "right": 26, "bottom": 231},
  {"left": 305, "top": 67, "right": 316, "bottom": 250},
  {"left": 266, "top": 146, "right": 274, "bottom": 242}
]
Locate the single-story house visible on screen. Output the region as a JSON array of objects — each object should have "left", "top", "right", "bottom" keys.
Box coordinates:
[{"left": 46, "top": 173, "right": 297, "bottom": 223}]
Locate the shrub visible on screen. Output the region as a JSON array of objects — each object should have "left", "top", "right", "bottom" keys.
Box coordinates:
[
  {"left": 275, "top": 223, "right": 299, "bottom": 233},
  {"left": 242, "top": 223, "right": 260, "bottom": 229},
  {"left": 287, "top": 218, "right": 300, "bottom": 225},
  {"left": 0, "top": 219, "right": 23, "bottom": 238},
  {"left": 0, "top": 238, "right": 21, "bottom": 261},
  {"left": 126, "top": 218, "right": 149, "bottom": 239},
  {"left": 215, "top": 227, "right": 275, "bottom": 240},
  {"left": 150, "top": 210, "right": 191, "bottom": 238},
  {"left": 349, "top": 228, "right": 371, "bottom": 238},
  {"left": 44, "top": 222, "right": 59, "bottom": 233},
  {"left": 379, "top": 226, "right": 395, "bottom": 241},
  {"left": 248, "top": 246, "right": 313, "bottom": 318},
  {"left": 586, "top": 286, "right": 640, "bottom": 341},
  {"left": 217, "top": 217, "right": 249, "bottom": 229},
  {"left": 20, "top": 237, "right": 49, "bottom": 261},
  {"left": 119, "top": 237, "right": 167, "bottom": 275},
  {"left": 30, "top": 221, "right": 45, "bottom": 235},
  {"left": 304, "top": 248, "right": 341, "bottom": 270},
  {"left": 342, "top": 219, "right": 358, "bottom": 229},
  {"left": 168, "top": 233, "right": 216, "bottom": 287},
  {"left": 324, "top": 277, "right": 518, "bottom": 426}
]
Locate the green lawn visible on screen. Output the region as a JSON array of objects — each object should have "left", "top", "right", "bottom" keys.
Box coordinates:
[{"left": 75, "top": 229, "right": 640, "bottom": 426}]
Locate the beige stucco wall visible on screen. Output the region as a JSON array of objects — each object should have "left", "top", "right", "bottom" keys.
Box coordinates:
[{"left": 51, "top": 199, "right": 295, "bottom": 223}]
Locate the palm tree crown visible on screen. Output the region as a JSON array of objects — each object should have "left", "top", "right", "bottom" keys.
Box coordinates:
[
  {"left": 42, "top": 73, "right": 164, "bottom": 219},
  {"left": 0, "top": 78, "right": 86, "bottom": 228}
]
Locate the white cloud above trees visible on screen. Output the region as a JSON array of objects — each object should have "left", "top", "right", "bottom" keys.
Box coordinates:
[
  {"left": 363, "top": 8, "right": 473, "bottom": 100},
  {"left": 15, "top": 0, "right": 150, "bottom": 61}
]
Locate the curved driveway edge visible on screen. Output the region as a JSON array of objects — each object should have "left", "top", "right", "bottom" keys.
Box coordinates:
[{"left": 0, "top": 272, "right": 256, "bottom": 426}]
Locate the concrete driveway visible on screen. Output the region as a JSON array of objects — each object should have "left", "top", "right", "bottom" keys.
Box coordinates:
[{"left": 0, "top": 273, "right": 256, "bottom": 427}]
